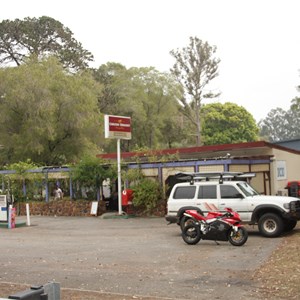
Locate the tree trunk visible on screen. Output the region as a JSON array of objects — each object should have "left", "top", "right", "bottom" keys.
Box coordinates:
[{"left": 195, "top": 102, "right": 201, "bottom": 146}]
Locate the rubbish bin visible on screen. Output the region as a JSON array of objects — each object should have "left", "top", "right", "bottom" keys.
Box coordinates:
[{"left": 286, "top": 181, "right": 300, "bottom": 197}]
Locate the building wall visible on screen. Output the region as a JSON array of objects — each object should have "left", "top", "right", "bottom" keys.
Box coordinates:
[
  {"left": 142, "top": 168, "right": 159, "bottom": 177},
  {"left": 229, "top": 165, "right": 250, "bottom": 172},
  {"left": 272, "top": 148, "right": 300, "bottom": 194},
  {"left": 198, "top": 165, "right": 224, "bottom": 172}
]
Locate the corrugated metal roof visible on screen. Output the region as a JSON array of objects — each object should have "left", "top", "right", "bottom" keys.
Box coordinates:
[{"left": 97, "top": 141, "right": 300, "bottom": 161}]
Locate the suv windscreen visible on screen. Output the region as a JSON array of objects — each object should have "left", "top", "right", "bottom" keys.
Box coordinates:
[
  {"left": 173, "top": 186, "right": 196, "bottom": 199},
  {"left": 198, "top": 185, "right": 216, "bottom": 199},
  {"left": 220, "top": 185, "right": 241, "bottom": 198},
  {"left": 237, "top": 182, "right": 260, "bottom": 196}
]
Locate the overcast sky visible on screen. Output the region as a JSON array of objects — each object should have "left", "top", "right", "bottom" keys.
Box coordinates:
[{"left": 1, "top": 0, "right": 300, "bottom": 122}]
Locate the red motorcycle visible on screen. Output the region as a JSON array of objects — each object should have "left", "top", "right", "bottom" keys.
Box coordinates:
[{"left": 181, "top": 208, "right": 248, "bottom": 246}]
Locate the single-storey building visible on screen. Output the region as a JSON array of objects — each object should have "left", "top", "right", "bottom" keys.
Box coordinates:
[{"left": 97, "top": 141, "right": 300, "bottom": 196}]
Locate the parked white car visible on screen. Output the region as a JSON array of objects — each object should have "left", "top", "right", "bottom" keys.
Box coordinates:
[{"left": 165, "top": 172, "right": 300, "bottom": 237}]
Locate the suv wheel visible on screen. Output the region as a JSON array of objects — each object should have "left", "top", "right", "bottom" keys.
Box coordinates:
[{"left": 258, "top": 213, "right": 284, "bottom": 237}]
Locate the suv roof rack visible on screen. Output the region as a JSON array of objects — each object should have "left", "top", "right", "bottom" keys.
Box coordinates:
[{"left": 175, "top": 171, "right": 256, "bottom": 184}]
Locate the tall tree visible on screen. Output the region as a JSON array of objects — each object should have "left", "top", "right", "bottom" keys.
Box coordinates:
[
  {"left": 129, "top": 67, "right": 182, "bottom": 149},
  {"left": 170, "top": 37, "right": 220, "bottom": 146},
  {"left": 0, "top": 16, "right": 93, "bottom": 71},
  {"left": 259, "top": 99, "right": 300, "bottom": 142},
  {"left": 0, "top": 57, "right": 102, "bottom": 166},
  {"left": 92, "top": 62, "right": 130, "bottom": 113},
  {"left": 94, "top": 64, "right": 184, "bottom": 151},
  {"left": 201, "top": 102, "right": 259, "bottom": 145}
]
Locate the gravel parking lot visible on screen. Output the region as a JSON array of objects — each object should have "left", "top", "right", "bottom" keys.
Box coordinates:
[{"left": 0, "top": 215, "right": 283, "bottom": 299}]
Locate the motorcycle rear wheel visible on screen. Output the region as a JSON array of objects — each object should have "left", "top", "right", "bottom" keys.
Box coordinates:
[
  {"left": 228, "top": 227, "right": 248, "bottom": 246},
  {"left": 182, "top": 224, "right": 201, "bottom": 245},
  {"left": 180, "top": 216, "right": 195, "bottom": 231}
]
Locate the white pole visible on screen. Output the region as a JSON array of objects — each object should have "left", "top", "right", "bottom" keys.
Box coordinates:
[
  {"left": 117, "top": 139, "right": 122, "bottom": 215},
  {"left": 26, "top": 203, "right": 31, "bottom": 226},
  {"left": 8, "top": 205, "right": 12, "bottom": 229}
]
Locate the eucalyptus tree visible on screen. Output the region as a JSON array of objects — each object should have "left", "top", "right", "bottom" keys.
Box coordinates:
[
  {"left": 201, "top": 102, "right": 259, "bottom": 145},
  {"left": 0, "top": 57, "right": 102, "bottom": 165},
  {"left": 128, "top": 67, "right": 183, "bottom": 149},
  {"left": 0, "top": 16, "right": 93, "bottom": 71},
  {"left": 259, "top": 98, "right": 300, "bottom": 142},
  {"left": 170, "top": 37, "right": 220, "bottom": 146},
  {"left": 92, "top": 62, "right": 129, "bottom": 113},
  {"left": 94, "top": 64, "right": 184, "bottom": 151},
  {"left": 289, "top": 97, "right": 300, "bottom": 137}
]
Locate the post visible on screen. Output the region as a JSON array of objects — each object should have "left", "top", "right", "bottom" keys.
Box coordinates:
[
  {"left": 26, "top": 203, "right": 31, "bottom": 226},
  {"left": 1, "top": 174, "right": 4, "bottom": 192},
  {"left": 69, "top": 176, "right": 73, "bottom": 200},
  {"left": 45, "top": 171, "right": 49, "bottom": 202},
  {"left": 117, "top": 139, "right": 122, "bottom": 215}
]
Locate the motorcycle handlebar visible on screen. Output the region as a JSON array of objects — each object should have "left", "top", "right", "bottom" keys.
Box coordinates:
[{"left": 221, "top": 212, "right": 233, "bottom": 218}]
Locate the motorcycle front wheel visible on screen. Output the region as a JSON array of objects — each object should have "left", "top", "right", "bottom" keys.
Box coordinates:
[
  {"left": 228, "top": 227, "right": 248, "bottom": 246},
  {"left": 182, "top": 224, "right": 201, "bottom": 245}
]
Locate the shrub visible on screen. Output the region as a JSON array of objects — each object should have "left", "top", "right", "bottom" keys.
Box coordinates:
[{"left": 132, "top": 178, "right": 163, "bottom": 213}]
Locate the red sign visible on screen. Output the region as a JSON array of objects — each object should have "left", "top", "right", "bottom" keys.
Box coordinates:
[{"left": 104, "top": 115, "right": 132, "bottom": 139}]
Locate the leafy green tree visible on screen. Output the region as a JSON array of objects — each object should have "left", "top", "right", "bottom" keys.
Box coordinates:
[
  {"left": 160, "top": 118, "right": 189, "bottom": 148},
  {"left": 289, "top": 97, "right": 300, "bottom": 137},
  {"left": 71, "top": 155, "right": 116, "bottom": 200},
  {"left": 129, "top": 67, "right": 182, "bottom": 149},
  {"left": 0, "top": 57, "right": 102, "bottom": 165},
  {"left": 0, "top": 16, "right": 93, "bottom": 71},
  {"left": 259, "top": 99, "right": 300, "bottom": 142},
  {"left": 94, "top": 64, "right": 183, "bottom": 151},
  {"left": 170, "top": 37, "right": 220, "bottom": 146},
  {"left": 5, "top": 159, "right": 42, "bottom": 201},
  {"left": 92, "top": 62, "right": 129, "bottom": 113},
  {"left": 201, "top": 102, "right": 259, "bottom": 145}
]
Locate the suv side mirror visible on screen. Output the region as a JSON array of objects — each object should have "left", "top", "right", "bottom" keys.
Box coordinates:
[{"left": 236, "top": 193, "right": 244, "bottom": 199}]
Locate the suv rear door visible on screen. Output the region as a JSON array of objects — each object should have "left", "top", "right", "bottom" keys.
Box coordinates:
[{"left": 196, "top": 183, "right": 219, "bottom": 213}]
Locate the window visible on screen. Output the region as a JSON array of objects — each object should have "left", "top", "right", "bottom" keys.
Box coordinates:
[
  {"left": 198, "top": 185, "right": 216, "bottom": 199},
  {"left": 237, "top": 182, "right": 259, "bottom": 196},
  {"left": 276, "top": 160, "right": 287, "bottom": 180},
  {"left": 173, "top": 186, "right": 196, "bottom": 199},
  {"left": 220, "top": 185, "right": 241, "bottom": 199}
]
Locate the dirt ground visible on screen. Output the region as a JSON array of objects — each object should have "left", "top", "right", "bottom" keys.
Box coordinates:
[
  {"left": 0, "top": 216, "right": 299, "bottom": 300},
  {"left": 252, "top": 225, "right": 300, "bottom": 299}
]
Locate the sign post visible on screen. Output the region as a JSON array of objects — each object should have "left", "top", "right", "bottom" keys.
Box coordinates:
[
  {"left": 104, "top": 115, "right": 132, "bottom": 215},
  {"left": 117, "top": 139, "right": 122, "bottom": 215}
]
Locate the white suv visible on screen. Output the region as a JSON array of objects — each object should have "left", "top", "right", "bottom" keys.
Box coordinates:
[{"left": 165, "top": 172, "right": 300, "bottom": 237}]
